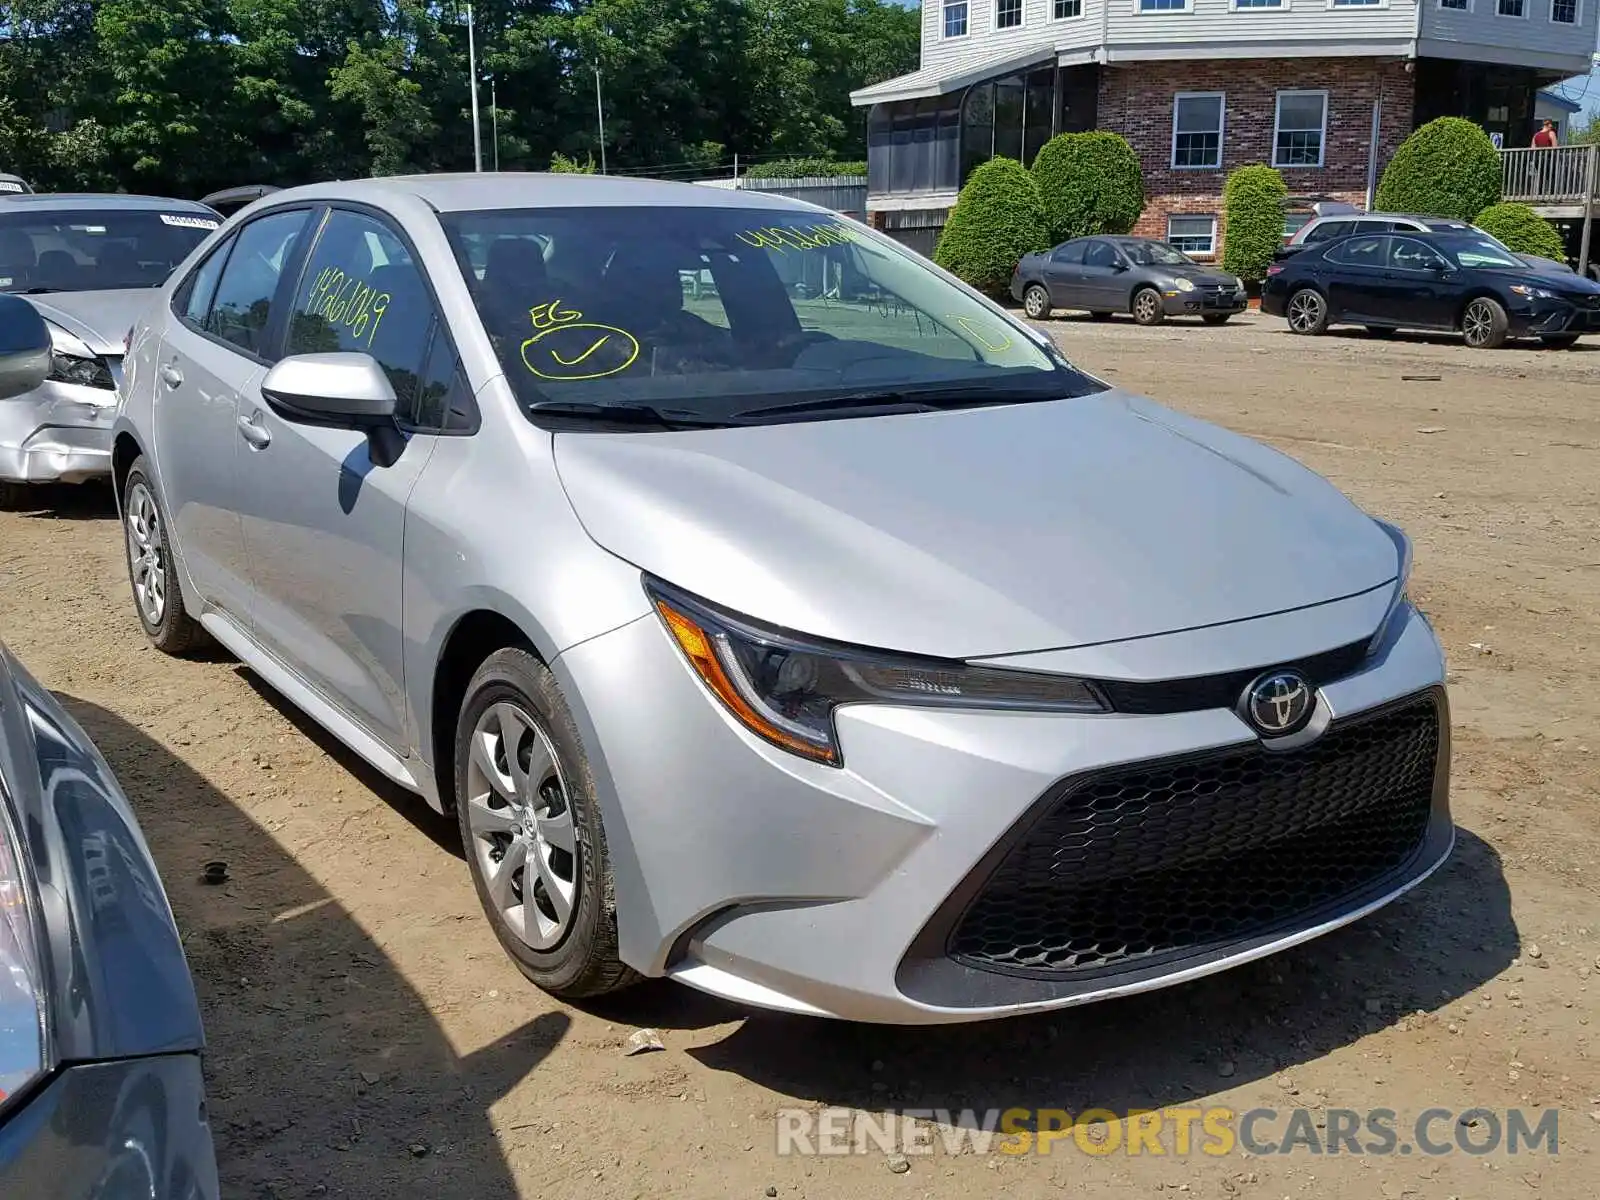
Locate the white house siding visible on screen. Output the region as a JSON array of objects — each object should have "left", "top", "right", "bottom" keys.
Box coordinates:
[
  {"left": 1104, "top": 0, "right": 1421, "bottom": 59},
  {"left": 920, "top": 0, "right": 1106, "bottom": 77},
  {"left": 1420, "top": 0, "right": 1597, "bottom": 73}
]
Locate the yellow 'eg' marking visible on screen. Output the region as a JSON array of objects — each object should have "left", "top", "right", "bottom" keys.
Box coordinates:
[{"left": 521, "top": 322, "right": 641, "bottom": 381}]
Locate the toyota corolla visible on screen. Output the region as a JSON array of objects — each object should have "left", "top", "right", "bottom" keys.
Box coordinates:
[{"left": 111, "top": 174, "right": 1451, "bottom": 1024}]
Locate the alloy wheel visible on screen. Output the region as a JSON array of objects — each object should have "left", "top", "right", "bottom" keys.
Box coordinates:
[
  {"left": 1133, "top": 292, "right": 1159, "bottom": 323},
  {"left": 464, "top": 701, "right": 579, "bottom": 951},
  {"left": 124, "top": 481, "right": 167, "bottom": 627},
  {"left": 1463, "top": 301, "right": 1494, "bottom": 348},
  {"left": 1287, "top": 291, "right": 1324, "bottom": 334},
  {"left": 1024, "top": 287, "right": 1049, "bottom": 319}
]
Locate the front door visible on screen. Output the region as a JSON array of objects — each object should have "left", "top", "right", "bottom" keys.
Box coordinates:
[
  {"left": 156, "top": 208, "right": 314, "bottom": 623},
  {"left": 1078, "top": 240, "right": 1126, "bottom": 311},
  {"left": 235, "top": 207, "right": 445, "bottom": 754},
  {"left": 1374, "top": 237, "right": 1458, "bottom": 328}
]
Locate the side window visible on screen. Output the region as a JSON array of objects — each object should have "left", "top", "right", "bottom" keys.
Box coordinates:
[
  {"left": 1390, "top": 238, "right": 1448, "bottom": 272},
  {"left": 1306, "top": 220, "right": 1353, "bottom": 244},
  {"left": 179, "top": 241, "right": 231, "bottom": 327},
  {"left": 1083, "top": 241, "right": 1116, "bottom": 269},
  {"left": 205, "top": 209, "right": 312, "bottom": 357},
  {"left": 412, "top": 323, "right": 476, "bottom": 433},
  {"left": 286, "top": 209, "right": 437, "bottom": 417},
  {"left": 1051, "top": 241, "right": 1086, "bottom": 265},
  {"left": 1327, "top": 235, "right": 1389, "bottom": 268}
]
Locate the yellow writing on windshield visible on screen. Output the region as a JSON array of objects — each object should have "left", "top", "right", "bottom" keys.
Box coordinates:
[
  {"left": 734, "top": 222, "right": 861, "bottom": 254},
  {"left": 953, "top": 316, "right": 1014, "bottom": 353},
  {"left": 306, "top": 267, "right": 391, "bottom": 348},
  {"left": 519, "top": 299, "right": 640, "bottom": 381}
]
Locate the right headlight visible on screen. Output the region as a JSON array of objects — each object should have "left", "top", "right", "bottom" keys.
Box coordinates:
[
  {"left": 46, "top": 324, "right": 114, "bottom": 392},
  {"left": 0, "top": 782, "right": 45, "bottom": 1115},
  {"left": 646, "top": 578, "right": 1107, "bottom": 766}
]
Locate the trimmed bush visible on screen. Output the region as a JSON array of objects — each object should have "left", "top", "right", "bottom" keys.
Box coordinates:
[
  {"left": 1221, "top": 164, "right": 1289, "bottom": 283},
  {"left": 1474, "top": 202, "right": 1567, "bottom": 261},
  {"left": 743, "top": 157, "right": 867, "bottom": 179},
  {"left": 1375, "top": 117, "right": 1502, "bottom": 221},
  {"left": 933, "top": 157, "right": 1049, "bottom": 294},
  {"left": 1030, "top": 131, "right": 1144, "bottom": 242}
]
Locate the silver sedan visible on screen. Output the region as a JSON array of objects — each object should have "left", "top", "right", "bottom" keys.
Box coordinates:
[
  {"left": 0, "top": 193, "right": 219, "bottom": 507},
  {"left": 112, "top": 174, "right": 1452, "bottom": 1024}
]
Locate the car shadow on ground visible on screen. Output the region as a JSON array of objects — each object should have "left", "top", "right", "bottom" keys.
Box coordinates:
[
  {"left": 1309, "top": 328, "right": 1597, "bottom": 352},
  {"left": 671, "top": 829, "right": 1514, "bottom": 1121},
  {"left": 62, "top": 697, "right": 562, "bottom": 1200},
  {"left": 5, "top": 479, "right": 118, "bottom": 520}
]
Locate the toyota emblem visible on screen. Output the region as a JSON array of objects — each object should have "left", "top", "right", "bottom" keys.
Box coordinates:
[{"left": 1243, "top": 671, "right": 1314, "bottom": 736}]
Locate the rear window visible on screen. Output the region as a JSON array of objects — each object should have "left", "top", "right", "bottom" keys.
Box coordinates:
[
  {"left": 0, "top": 208, "right": 217, "bottom": 293},
  {"left": 439, "top": 205, "right": 1099, "bottom": 424}
]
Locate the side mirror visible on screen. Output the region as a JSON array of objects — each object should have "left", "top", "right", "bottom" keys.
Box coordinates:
[
  {"left": 261, "top": 352, "right": 405, "bottom": 467},
  {"left": 1111, "top": 260, "right": 1129, "bottom": 273},
  {"left": 0, "top": 294, "right": 52, "bottom": 401}
]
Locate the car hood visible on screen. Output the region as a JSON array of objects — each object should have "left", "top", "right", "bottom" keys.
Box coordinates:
[
  {"left": 1152, "top": 264, "right": 1239, "bottom": 284},
  {"left": 553, "top": 390, "right": 1400, "bottom": 658},
  {"left": 26, "top": 288, "right": 160, "bottom": 355}
]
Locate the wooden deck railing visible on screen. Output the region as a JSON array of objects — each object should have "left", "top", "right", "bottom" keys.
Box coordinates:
[{"left": 1500, "top": 144, "right": 1600, "bottom": 205}]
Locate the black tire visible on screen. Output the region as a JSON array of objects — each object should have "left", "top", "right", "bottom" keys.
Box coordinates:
[
  {"left": 1461, "top": 296, "right": 1509, "bottom": 350},
  {"left": 0, "top": 480, "right": 31, "bottom": 512},
  {"left": 122, "top": 458, "right": 204, "bottom": 655},
  {"left": 1021, "top": 284, "right": 1052, "bottom": 321},
  {"left": 1131, "top": 287, "right": 1166, "bottom": 326},
  {"left": 1286, "top": 288, "right": 1330, "bottom": 336},
  {"left": 453, "top": 647, "right": 639, "bottom": 1001},
  {"left": 1088, "top": 310, "right": 1114, "bottom": 322},
  {"left": 1202, "top": 314, "right": 1231, "bottom": 326},
  {"left": 1540, "top": 334, "right": 1580, "bottom": 350}
]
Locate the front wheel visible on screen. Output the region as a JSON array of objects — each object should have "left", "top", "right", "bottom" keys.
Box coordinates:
[
  {"left": 1540, "top": 334, "right": 1580, "bottom": 350},
  {"left": 454, "top": 647, "right": 639, "bottom": 1000},
  {"left": 1286, "top": 288, "right": 1329, "bottom": 335},
  {"left": 1131, "top": 288, "right": 1166, "bottom": 327},
  {"left": 1022, "top": 284, "right": 1052, "bottom": 320},
  {"left": 1461, "top": 297, "right": 1509, "bottom": 350},
  {"left": 123, "top": 459, "right": 204, "bottom": 655}
]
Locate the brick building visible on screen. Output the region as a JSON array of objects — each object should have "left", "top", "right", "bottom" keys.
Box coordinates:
[{"left": 850, "top": 1, "right": 1596, "bottom": 260}]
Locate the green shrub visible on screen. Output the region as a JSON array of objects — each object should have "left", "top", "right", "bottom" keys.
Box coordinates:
[
  {"left": 1221, "top": 164, "right": 1289, "bottom": 283},
  {"left": 743, "top": 157, "right": 867, "bottom": 179},
  {"left": 1473, "top": 202, "right": 1567, "bottom": 261},
  {"left": 933, "top": 157, "right": 1049, "bottom": 294},
  {"left": 548, "top": 151, "right": 596, "bottom": 174},
  {"left": 1375, "top": 117, "right": 1502, "bottom": 221},
  {"left": 1030, "top": 131, "right": 1144, "bottom": 242}
]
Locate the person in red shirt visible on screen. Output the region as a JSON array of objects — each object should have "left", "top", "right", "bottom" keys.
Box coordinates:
[{"left": 1533, "top": 119, "right": 1559, "bottom": 148}]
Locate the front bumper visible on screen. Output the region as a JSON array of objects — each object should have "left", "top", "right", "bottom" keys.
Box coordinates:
[
  {"left": 557, "top": 597, "right": 1451, "bottom": 1024},
  {"left": 1163, "top": 286, "right": 1248, "bottom": 317},
  {"left": 0, "top": 1053, "right": 218, "bottom": 1198},
  {"left": 1515, "top": 295, "right": 1600, "bottom": 337},
  {"left": 0, "top": 381, "right": 118, "bottom": 484}
]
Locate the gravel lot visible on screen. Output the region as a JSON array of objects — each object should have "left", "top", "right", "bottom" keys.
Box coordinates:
[{"left": 0, "top": 312, "right": 1596, "bottom": 1198}]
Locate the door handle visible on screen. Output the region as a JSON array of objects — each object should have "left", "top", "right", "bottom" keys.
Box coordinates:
[
  {"left": 236, "top": 410, "right": 272, "bottom": 450},
  {"left": 160, "top": 364, "right": 184, "bottom": 388}
]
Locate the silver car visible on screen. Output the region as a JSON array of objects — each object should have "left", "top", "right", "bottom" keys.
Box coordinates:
[
  {"left": 112, "top": 174, "right": 1452, "bottom": 1024},
  {"left": 0, "top": 193, "right": 220, "bottom": 507}
]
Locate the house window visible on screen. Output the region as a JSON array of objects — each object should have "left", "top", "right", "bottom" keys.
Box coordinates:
[
  {"left": 1233, "top": 0, "right": 1284, "bottom": 7},
  {"left": 1172, "top": 93, "right": 1225, "bottom": 169},
  {"left": 1139, "top": 0, "right": 1191, "bottom": 10},
  {"left": 1438, "top": 0, "right": 1468, "bottom": 8},
  {"left": 1331, "top": 0, "right": 1382, "bottom": 6},
  {"left": 943, "top": 0, "right": 968, "bottom": 36},
  {"left": 1274, "top": 90, "right": 1328, "bottom": 167},
  {"left": 1167, "top": 215, "right": 1217, "bottom": 256},
  {"left": 1496, "top": 0, "right": 1524, "bottom": 13},
  {"left": 1552, "top": 0, "right": 1577, "bottom": 20},
  {"left": 1054, "top": 0, "right": 1083, "bottom": 15},
  {"left": 996, "top": 0, "right": 1023, "bottom": 27}
]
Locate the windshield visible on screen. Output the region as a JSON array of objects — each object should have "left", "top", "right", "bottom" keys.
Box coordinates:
[
  {"left": 1436, "top": 235, "right": 1523, "bottom": 270},
  {"left": 1119, "top": 240, "right": 1193, "bottom": 266},
  {"left": 0, "top": 208, "right": 217, "bottom": 293},
  {"left": 439, "top": 206, "right": 1100, "bottom": 425}
]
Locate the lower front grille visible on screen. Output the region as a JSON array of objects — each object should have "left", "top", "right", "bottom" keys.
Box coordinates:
[{"left": 948, "top": 693, "right": 1441, "bottom": 979}]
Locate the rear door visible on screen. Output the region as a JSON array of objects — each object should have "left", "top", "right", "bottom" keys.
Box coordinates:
[
  {"left": 1322, "top": 234, "right": 1390, "bottom": 321},
  {"left": 155, "top": 207, "right": 315, "bottom": 624},
  {"left": 1043, "top": 240, "right": 1087, "bottom": 307}
]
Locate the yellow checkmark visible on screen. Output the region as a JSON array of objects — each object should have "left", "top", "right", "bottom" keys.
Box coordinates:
[{"left": 551, "top": 336, "right": 609, "bottom": 367}]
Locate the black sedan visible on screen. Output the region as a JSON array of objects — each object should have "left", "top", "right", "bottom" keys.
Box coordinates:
[
  {"left": 1011, "top": 236, "right": 1248, "bottom": 326},
  {"left": 1262, "top": 230, "right": 1600, "bottom": 349}
]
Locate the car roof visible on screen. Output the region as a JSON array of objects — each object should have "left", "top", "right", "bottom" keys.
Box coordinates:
[
  {"left": 0, "top": 192, "right": 217, "bottom": 214},
  {"left": 251, "top": 172, "right": 836, "bottom": 217}
]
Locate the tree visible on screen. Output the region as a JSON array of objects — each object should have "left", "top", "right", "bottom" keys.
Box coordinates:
[
  {"left": 1221, "top": 164, "right": 1288, "bottom": 283},
  {"left": 548, "top": 151, "right": 597, "bottom": 173},
  {"left": 1030, "top": 131, "right": 1144, "bottom": 242},
  {"left": 933, "top": 157, "right": 1048, "bottom": 294},
  {"left": 1474, "top": 202, "right": 1568, "bottom": 261},
  {"left": 1376, "top": 117, "right": 1503, "bottom": 221}
]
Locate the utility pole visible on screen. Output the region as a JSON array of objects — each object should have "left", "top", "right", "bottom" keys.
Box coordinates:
[
  {"left": 491, "top": 79, "right": 499, "bottom": 172},
  {"left": 594, "top": 64, "right": 607, "bottom": 174},
  {"left": 467, "top": 3, "right": 482, "bottom": 172}
]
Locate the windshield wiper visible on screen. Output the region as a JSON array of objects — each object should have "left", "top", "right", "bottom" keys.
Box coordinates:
[
  {"left": 732, "top": 386, "right": 1063, "bottom": 422},
  {"left": 524, "top": 400, "right": 732, "bottom": 430}
]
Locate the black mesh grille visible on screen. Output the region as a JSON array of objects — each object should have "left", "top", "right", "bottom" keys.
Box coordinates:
[
  {"left": 949, "top": 694, "right": 1441, "bottom": 978},
  {"left": 1095, "top": 640, "right": 1369, "bottom": 716}
]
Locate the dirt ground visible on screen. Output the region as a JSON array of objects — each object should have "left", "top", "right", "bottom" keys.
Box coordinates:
[{"left": 1, "top": 313, "right": 1598, "bottom": 1199}]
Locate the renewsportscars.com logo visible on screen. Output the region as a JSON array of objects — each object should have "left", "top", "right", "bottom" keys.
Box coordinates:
[{"left": 775, "top": 1106, "right": 1561, "bottom": 1158}]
